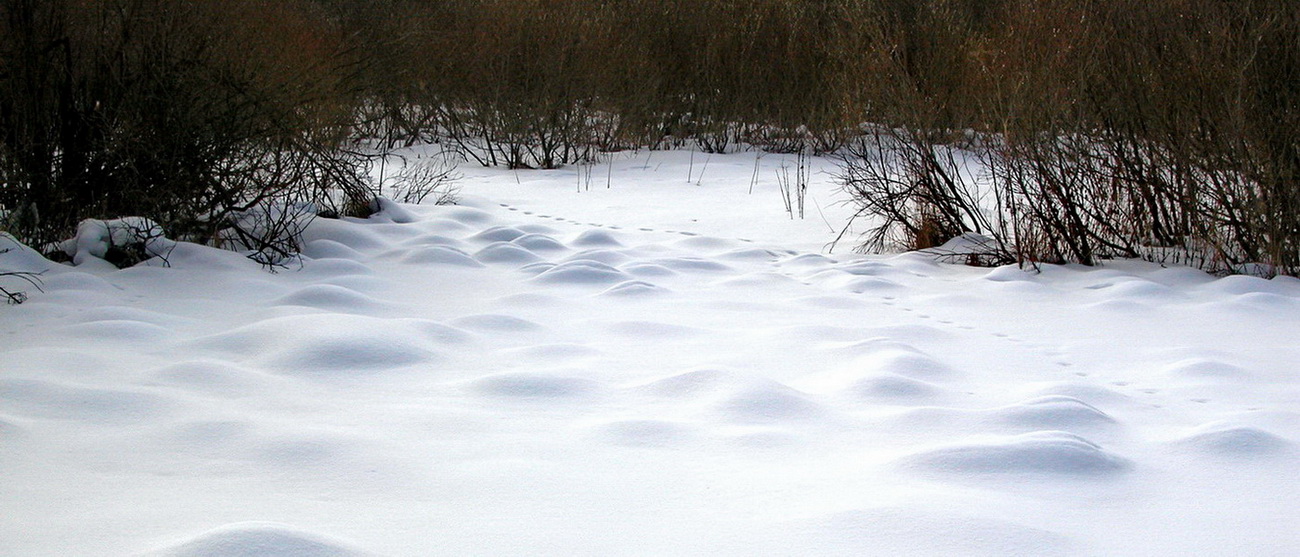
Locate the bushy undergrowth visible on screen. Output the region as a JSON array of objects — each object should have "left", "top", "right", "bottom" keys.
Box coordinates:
[{"left": 2, "top": 0, "right": 1296, "bottom": 275}]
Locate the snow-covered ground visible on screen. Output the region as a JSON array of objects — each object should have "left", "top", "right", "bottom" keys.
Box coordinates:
[{"left": 2, "top": 149, "right": 1298, "bottom": 556}]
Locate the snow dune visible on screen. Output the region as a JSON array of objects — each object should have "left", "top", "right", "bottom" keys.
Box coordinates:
[{"left": 1, "top": 149, "right": 1298, "bottom": 556}]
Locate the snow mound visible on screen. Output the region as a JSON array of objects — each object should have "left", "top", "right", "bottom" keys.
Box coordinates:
[
  {"left": 597, "top": 280, "right": 666, "bottom": 297},
  {"left": 440, "top": 206, "right": 495, "bottom": 225},
  {"left": 652, "top": 256, "right": 732, "bottom": 273},
  {"left": 1161, "top": 358, "right": 1252, "bottom": 381},
  {"left": 471, "top": 226, "right": 527, "bottom": 243},
  {"left": 452, "top": 313, "right": 544, "bottom": 333},
  {"left": 147, "top": 360, "right": 278, "bottom": 398},
  {"left": 301, "top": 239, "right": 367, "bottom": 261},
  {"left": 715, "top": 384, "right": 828, "bottom": 424},
  {"left": 473, "top": 242, "right": 542, "bottom": 264},
  {"left": 849, "top": 346, "right": 958, "bottom": 381},
  {"left": 570, "top": 229, "right": 623, "bottom": 247},
  {"left": 1174, "top": 423, "right": 1292, "bottom": 456},
  {"left": 562, "top": 249, "right": 630, "bottom": 266},
  {"left": 0, "top": 378, "right": 172, "bottom": 425},
  {"left": 619, "top": 262, "right": 678, "bottom": 277},
  {"left": 146, "top": 522, "right": 370, "bottom": 557},
  {"left": 530, "top": 260, "right": 630, "bottom": 285},
  {"left": 272, "top": 284, "right": 391, "bottom": 314},
  {"left": 399, "top": 245, "right": 483, "bottom": 267},
  {"left": 992, "top": 396, "right": 1117, "bottom": 430},
  {"left": 841, "top": 373, "right": 944, "bottom": 400},
  {"left": 59, "top": 319, "right": 175, "bottom": 344},
  {"left": 267, "top": 337, "right": 436, "bottom": 375},
  {"left": 469, "top": 372, "right": 603, "bottom": 399},
  {"left": 902, "top": 431, "right": 1131, "bottom": 475},
  {"left": 511, "top": 233, "right": 566, "bottom": 252}
]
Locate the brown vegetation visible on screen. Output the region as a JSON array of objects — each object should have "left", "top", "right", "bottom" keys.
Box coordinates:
[{"left": 2, "top": 0, "right": 1297, "bottom": 274}]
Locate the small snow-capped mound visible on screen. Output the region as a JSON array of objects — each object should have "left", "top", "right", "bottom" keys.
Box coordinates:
[
  {"left": 473, "top": 242, "right": 542, "bottom": 264},
  {"left": 718, "top": 247, "right": 779, "bottom": 261},
  {"left": 0, "top": 378, "right": 173, "bottom": 425},
  {"left": 145, "top": 522, "right": 371, "bottom": 557},
  {"left": 266, "top": 336, "right": 437, "bottom": 375},
  {"left": 1173, "top": 422, "right": 1292, "bottom": 456},
  {"left": 801, "top": 371, "right": 945, "bottom": 402},
  {"left": 563, "top": 249, "right": 630, "bottom": 265},
  {"left": 470, "top": 226, "right": 527, "bottom": 243},
  {"left": 848, "top": 346, "right": 958, "bottom": 381},
  {"left": 301, "top": 239, "right": 367, "bottom": 261},
  {"left": 468, "top": 371, "right": 603, "bottom": 400},
  {"left": 592, "top": 419, "right": 694, "bottom": 447},
  {"left": 901, "top": 431, "right": 1131, "bottom": 476},
  {"left": 992, "top": 396, "right": 1117, "bottom": 430},
  {"left": 300, "top": 257, "right": 374, "bottom": 279},
  {"left": 517, "top": 223, "right": 560, "bottom": 234},
  {"left": 1199, "top": 274, "right": 1295, "bottom": 296},
  {"left": 58, "top": 319, "right": 175, "bottom": 344},
  {"left": 715, "top": 384, "right": 827, "bottom": 424},
  {"left": 452, "top": 313, "right": 544, "bottom": 333},
  {"left": 1161, "top": 358, "right": 1252, "bottom": 381},
  {"left": 597, "top": 280, "right": 666, "bottom": 297},
  {"left": 418, "top": 218, "right": 473, "bottom": 234},
  {"left": 530, "top": 260, "right": 630, "bottom": 285},
  {"left": 711, "top": 271, "right": 800, "bottom": 289},
  {"left": 652, "top": 257, "right": 732, "bottom": 273},
  {"left": 631, "top": 368, "right": 828, "bottom": 424},
  {"left": 79, "top": 306, "right": 195, "bottom": 329},
  {"left": 511, "top": 233, "right": 566, "bottom": 252},
  {"left": 570, "top": 229, "right": 623, "bottom": 247},
  {"left": 835, "top": 260, "right": 894, "bottom": 277},
  {"left": 805, "top": 269, "right": 905, "bottom": 293},
  {"left": 301, "top": 219, "right": 389, "bottom": 252},
  {"left": 190, "top": 314, "right": 441, "bottom": 372},
  {"left": 1097, "top": 279, "right": 1185, "bottom": 301},
  {"left": 984, "top": 264, "right": 1035, "bottom": 283},
  {"left": 272, "top": 284, "right": 391, "bottom": 314},
  {"left": 406, "top": 320, "right": 477, "bottom": 345},
  {"left": 844, "top": 276, "right": 905, "bottom": 293},
  {"left": 1030, "top": 382, "right": 1136, "bottom": 407},
  {"left": 504, "top": 342, "right": 603, "bottom": 363},
  {"left": 147, "top": 360, "right": 279, "bottom": 398},
  {"left": 619, "top": 262, "right": 678, "bottom": 278},
  {"left": 399, "top": 245, "right": 484, "bottom": 267},
  {"left": 441, "top": 206, "right": 496, "bottom": 225},
  {"left": 400, "top": 233, "right": 467, "bottom": 249},
  {"left": 780, "top": 253, "right": 836, "bottom": 270},
  {"left": 516, "top": 261, "right": 555, "bottom": 277},
  {"left": 0, "top": 233, "right": 52, "bottom": 273},
  {"left": 633, "top": 368, "right": 776, "bottom": 398}
]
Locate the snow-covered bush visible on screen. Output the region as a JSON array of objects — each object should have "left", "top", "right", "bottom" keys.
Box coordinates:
[{"left": 57, "top": 218, "right": 176, "bottom": 268}]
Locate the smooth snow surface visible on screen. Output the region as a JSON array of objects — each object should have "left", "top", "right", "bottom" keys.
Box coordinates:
[{"left": 2, "top": 149, "right": 1298, "bottom": 556}]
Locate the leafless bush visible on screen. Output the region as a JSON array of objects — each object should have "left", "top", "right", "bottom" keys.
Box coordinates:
[{"left": 385, "top": 155, "right": 461, "bottom": 205}]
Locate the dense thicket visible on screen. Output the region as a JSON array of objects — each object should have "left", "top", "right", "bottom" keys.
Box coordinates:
[
  {"left": 0, "top": 0, "right": 368, "bottom": 261},
  {"left": 2, "top": 0, "right": 1297, "bottom": 274}
]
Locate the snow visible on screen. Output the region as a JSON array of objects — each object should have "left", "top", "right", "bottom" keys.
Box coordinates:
[{"left": 2, "top": 148, "right": 1299, "bottom": 556}]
